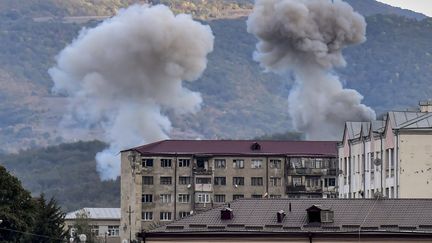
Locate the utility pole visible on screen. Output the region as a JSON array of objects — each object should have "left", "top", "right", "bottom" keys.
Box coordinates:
[{"left": 126, "top": 205, "right": 134, "bottom": 242}]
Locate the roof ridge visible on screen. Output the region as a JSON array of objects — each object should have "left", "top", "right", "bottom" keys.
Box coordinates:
[{"left": 397, "top": 112, "right": 432, "bottom": 129}]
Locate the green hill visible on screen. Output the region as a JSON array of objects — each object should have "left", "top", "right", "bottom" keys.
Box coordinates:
[{"left": 0, "top": 140, "right": 119, "bottom": 211}]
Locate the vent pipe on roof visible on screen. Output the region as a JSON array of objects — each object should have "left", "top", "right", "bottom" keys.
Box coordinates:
[
  {"left": 277, "top": 210, "right": 286, "bottom": 223},
  {"left": 419, "top": 100, "right": 432, "bottom": 113}
]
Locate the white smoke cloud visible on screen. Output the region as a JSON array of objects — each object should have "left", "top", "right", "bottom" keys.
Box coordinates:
[
  {"left": 49, "top": 4, "right": 214, "bottom": 180},
  {"left": 247, "top": 0, "right": 375, "bottom": 140}
]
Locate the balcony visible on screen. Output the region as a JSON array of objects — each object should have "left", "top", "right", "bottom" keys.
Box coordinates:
[
  {"left": 287, "top": 168, "right": 337, "bottom": 176},
  {"left": 195, "top": 183, "right": 212, "bottom": 192},
  {"left": 286, "top": 185, "right": 306, "bottom": 192},
  {"left": 193, "top": 166, "right": 213, "bottom": 175}
]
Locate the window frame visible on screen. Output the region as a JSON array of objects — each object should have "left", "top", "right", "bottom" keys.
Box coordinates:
[
  {"left": 142, "top": 194, "right": 153, "bottom": 203},
  {"left": 178, "top": 194, "right": 190, "bottom": 203},
  {"left": 142, "top": 212, "right": 153, "bottom": 221},
  {"left": 233, "top": 177, "right": 245, "bottom": 186}
]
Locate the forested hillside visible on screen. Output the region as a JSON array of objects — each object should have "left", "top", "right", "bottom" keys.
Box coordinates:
[
  {"left": 0, "top": 141, "right": 119, "bottom": 211},
  {"left": 1, "top": 11, "right": 432, "bottom": 151}
]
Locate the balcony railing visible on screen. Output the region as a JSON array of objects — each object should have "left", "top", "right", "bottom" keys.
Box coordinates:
[
  {"left": 287, "top": 168, "right": 337, "bottom": 176},
  {"left": 193, "top": 166, "right": 213, "bottom": 175},
  {"left": 195, "top": 183, "right": 212, "bottom": 192},
  {"left": 286, "top": 185, "right": 306, "bottom": 192}
]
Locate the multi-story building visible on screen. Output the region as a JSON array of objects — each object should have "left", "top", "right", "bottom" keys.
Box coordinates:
[
  {"left": 338, "top": 101, "right": 432, "bottom": 199},
  {"left": 120, "top": 140, "right": 337, "bottom": 242}
]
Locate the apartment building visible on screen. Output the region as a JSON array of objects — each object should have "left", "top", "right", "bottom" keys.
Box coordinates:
[
  {"left": 338, "top": 101, "right": 432, "bottom": 199},
  {"left": 120, "top": 140, "right": 337, "bottom": 242}
]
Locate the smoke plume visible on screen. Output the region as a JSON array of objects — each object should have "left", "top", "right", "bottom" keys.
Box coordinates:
[
  {"left": 49, "top": 4, "right": 214, "bottom": 180},
  {"left": 247, "top": 0, "right": 375, "bottom": 140}
]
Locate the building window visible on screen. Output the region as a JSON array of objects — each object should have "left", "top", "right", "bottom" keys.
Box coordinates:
[
  {"left": 196, "top": 193, "right": 210, "bottom": 203},
  {"left": 90, "top": 225, "right": 99, "bottom": 236},
  {"left": 160, "top": 194, "right": 172, "bottom": 203},
  {"left": 270, "top": 177, "right": 282, "bottom": 186},
  {"left": 179, "top": 176, "right": 192, "bottom": 185},
  {"left": 214, "top": 177, "right": 226, "bottom": 186},
  {"left": 161, "top": 159, "right": 172, "bottom": 168},
  {"left": 251, "top": 177, "right": 263, "bottom": 186},
  {"left": 160, "top": 212, "right": 172, "bottom": 221},
  {"left": 160, "top": 176, "right": 172, "bottom": 185},
  {"left": 252, "top": 194, "right": 262, "bottom": 198},
  {"left": 233, "top": 177, "right": 244, "bottom": 186},
  {"left": 233, "top": 159, "right": 244, "bottom": 169},
  {"left": 270, "top": 194, "right": 281, "bottom": 199},
  {"left": 196, "top": 177, "right": 211, "bottom": 184},
  {"left": 178, "top": 159, "right": 190, "bottom": 167},
  {"left": 270, "top": 159, "right": 281, "bottom": 169},
  {"left": 178, "top": 194, "right": 190, "bottom": 203},
  {"left": 292, "top": 177, "right": 302, "bottom": 186},
  {"left": 233, "top": 194, "right": 244, "bottom": 200},
  {"left": 215, "top": 194, "right": 226, "bottom": 203},
  {"left": 328, "top": 178, "right": 336, "bottom": 187},
  {"left": 142, "top": 212, "right": 153, "bottom": 221},
  {"left": 107, "top": 226, "right": 119, "bottom": 236},
  {"left": 251, "top": 159, "right": 263, "bottom": 169},
  {"left": 321, "top": 210, "right": 334, "bottom": 223},
  {"left": 142, "top": 194, "right": 153, "bottom": 203},
  {"left": 179, "top": 211, "right": 190, "bottom": 218},
  {"left": 215, "top": 159, "right": 226, "bottom": 168},
  {"left": 142, "top": 176, "right": 153, "bottom": 185},
  {"left": 142, "top": 158, "right": 153, "bottom": 167}
]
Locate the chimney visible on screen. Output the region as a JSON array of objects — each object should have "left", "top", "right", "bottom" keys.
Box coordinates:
[
  {"left": 221, "top": 207, "right": 233, "bottom": 220},
  {"left": 277, "top": 210, "right": 286, "bottom": 223},
  {"left": 419, "top": 100, "right": 432, "bottom": 113}
]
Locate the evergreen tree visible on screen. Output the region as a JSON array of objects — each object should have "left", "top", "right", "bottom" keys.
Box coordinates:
[
  {"left": 31, "top": 194, "right": 68, "bottom": 243},
  {"left": 0, "top": 165, "right": 35, "bottom": 242}
]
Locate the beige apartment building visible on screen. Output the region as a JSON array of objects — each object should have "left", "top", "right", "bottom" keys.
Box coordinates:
[
  {"left": 338, "top": 101, "right": 432, "bottom": 199},
  {"left": 120, "top": 140, "right": 337, "bottom": 242}
]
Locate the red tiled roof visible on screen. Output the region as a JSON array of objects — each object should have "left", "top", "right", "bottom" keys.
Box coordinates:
[{"left": 126, "top": 140, "right": 337, "bottom": 157}]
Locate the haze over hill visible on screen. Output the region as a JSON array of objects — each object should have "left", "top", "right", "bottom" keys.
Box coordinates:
[{"left": 1, "top": 0, "right": 432, "bottom": 153}]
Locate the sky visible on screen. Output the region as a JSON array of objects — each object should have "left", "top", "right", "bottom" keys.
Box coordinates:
[{"left": 376, "top": 0, "right": 432, "bottom": 17}]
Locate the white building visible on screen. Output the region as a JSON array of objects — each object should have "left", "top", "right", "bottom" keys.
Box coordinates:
[
  {"left": 65, "top": 208, "right": 121, "bottom": 243},
  {"left": 338, "top": 101, "right": 432, "bottom": 198}
]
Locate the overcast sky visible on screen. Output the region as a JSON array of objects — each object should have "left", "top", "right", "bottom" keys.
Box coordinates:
[{"left": 376, "top": 0, "right": 432, "bottom": 17}]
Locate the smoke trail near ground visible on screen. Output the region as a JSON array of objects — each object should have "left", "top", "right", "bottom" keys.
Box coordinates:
[
  {"left": 247, "top": 0, "right": 375, "bottom": 140},
  {"left": 49, "top": 4, "right": 214, "bottom": 180}
]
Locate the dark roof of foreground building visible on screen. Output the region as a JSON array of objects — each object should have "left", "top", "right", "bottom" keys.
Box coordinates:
[
  {"left": 148, "top": 198, "right": 432, "bottom": 236},
  {"left": 125, "top": 140, "right": 338, "bottom": 157}
]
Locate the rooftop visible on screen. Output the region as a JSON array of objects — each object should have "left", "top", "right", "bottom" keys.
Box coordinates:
[
  {"left": 149, "top": 198, "right": 432, "bottom": 234},
  {"left": 125, "top": 140, "right": 338, "bottom": 157},
  {"left": 65, "top": 208, "right": 120, "bottom": 220}
]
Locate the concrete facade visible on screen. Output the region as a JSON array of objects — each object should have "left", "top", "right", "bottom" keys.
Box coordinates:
[
  {"left": 338, "top": 103, "right": 432, "bottom": 199},
  {"left": 119, "top": 140, "right": 338, "bottom": 242}
]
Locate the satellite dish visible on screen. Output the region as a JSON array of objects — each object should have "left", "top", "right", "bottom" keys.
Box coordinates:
[
  {"left": 190, "top": 210, "right": 194, "bottom": 215},
  {"left": 373, "top": 158, "right": 382, "bottom": 166},
  {"left": 187, "top": 184, "right": 192, "bottom": 189},
  {"left": 234, "top": 184, "right": 238, "bottom": 188}
]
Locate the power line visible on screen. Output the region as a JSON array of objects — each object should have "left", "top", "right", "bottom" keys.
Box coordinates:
[{"left": 0, "top": 227, "right": 68, "bottom": 242}]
